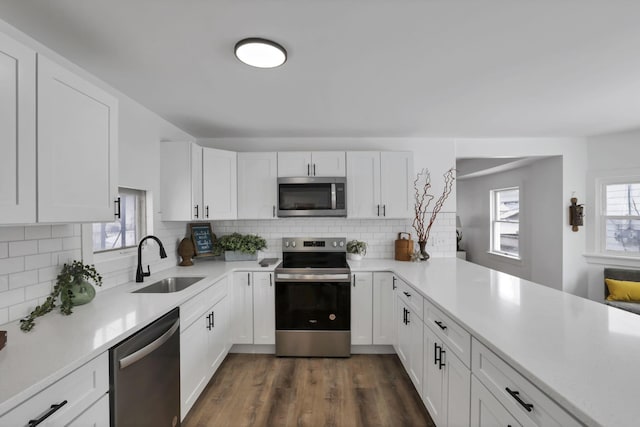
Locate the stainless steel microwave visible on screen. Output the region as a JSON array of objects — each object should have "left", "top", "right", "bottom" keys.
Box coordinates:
[{"left": 277, "top": 177, "right": 347, "bottom": 217}]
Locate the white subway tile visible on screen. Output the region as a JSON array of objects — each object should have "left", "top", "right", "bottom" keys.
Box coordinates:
[
  {"left": 9, "top": 300, "right": 33, "bottom": 322},
  {"left": 0, "top": 288, "right": 24, "bottom": 308},
  {"left": 0, "top": 257, "right": 24, "bottom": 275},
  {"left": 52, "top": 224, "right": 75, "bottom": 238},
  {"left": 38, "top": 238, "right": 63, "bottom": 253},
  {"left": 25, "top": 282, "right": 53, "bottom": 300},
  {"left": 25, "top": 253, "right": 53, "bottom": 270},
  {"left": 9, "top": 240, "right": 39, "bottom": 257},
  {"left": 9, "top": 270, "right": 39, "bottom": 289},
  {"left": 56, "top": 250, "right": 82, "bottom": 266},
  {"left": 0, "top": 243, "right": 7, "bottom": 259},
  {"left": 0, "top": 226, "right": 25, "bottom": 242},
  {"left": 0, "top": 308, "right": 7, "bottom": 324},
  {"left": 0, "top": 276, "right": 7, "bottom": 292},
  {"left": 25, "top": 225, "right": 52, "bottom": 240},
  {"left": 39, "top": 266, "right": 59, "bottom": 282},
  {"left": 62, "top": 236, "right": 81, "bottom": 250}
]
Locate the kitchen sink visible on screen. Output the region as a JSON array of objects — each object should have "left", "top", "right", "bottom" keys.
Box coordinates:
[{"left": 133, "top": 276, "right": 205, "bottom": 293}]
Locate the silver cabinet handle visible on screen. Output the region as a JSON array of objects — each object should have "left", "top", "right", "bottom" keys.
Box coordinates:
[
  {"left": 119, "top": 319, "right": 180, "bottom": 369},
  {"left": 273, "top": 205, "right": 276, "bottom": 218}
]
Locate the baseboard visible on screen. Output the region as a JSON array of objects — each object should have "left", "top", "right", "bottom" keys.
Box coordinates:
[
  {"left": 230, "top": 343, "right": 395, "bottom": 355},
  {"left": 351, "top": 345, "right": 395, "bottom": 354}
]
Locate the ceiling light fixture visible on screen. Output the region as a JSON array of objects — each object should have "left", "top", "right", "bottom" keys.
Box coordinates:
[{"left": 234, "top": 38, "right": 287, "bottom": 68}]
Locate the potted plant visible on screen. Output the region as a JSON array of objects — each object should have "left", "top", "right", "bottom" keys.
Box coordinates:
[
  {"left": 346, "top": 240, "right": 368, "bottom": 261},
  {"left": 214, "top": 233, "right": 267, "bottom": 261},
  {"left": 20, "top": 261, "right": 103, "bottom": 332}
]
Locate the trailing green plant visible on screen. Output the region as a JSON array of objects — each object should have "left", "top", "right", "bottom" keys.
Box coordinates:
[
  {"left": 213, "top": 233, "right": 267, "bottom": 255},
  {"left": 20, "top": 261, "right": 103, "bottom": 332},
  {"left": 346, "top": 240, "right": 368, "bottom": 256}
]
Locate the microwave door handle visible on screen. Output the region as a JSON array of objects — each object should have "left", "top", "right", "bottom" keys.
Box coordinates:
[{"left": 331, "top": 183, "right": 337, "bottom": 209}]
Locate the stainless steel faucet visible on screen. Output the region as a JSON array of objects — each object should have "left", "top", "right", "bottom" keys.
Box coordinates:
[{"left": 136, "top": 235, "right": 168, "bottom": 282}]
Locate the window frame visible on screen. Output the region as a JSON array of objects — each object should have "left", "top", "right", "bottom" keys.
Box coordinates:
[
  {"left": 489, "top": 186, "right": 521, "bottom": 260},
  {"left": 92, "top": 187, "right": 147, "bottom": 254},
  {"left": 598, "top": 176, "right": 640, "bottom": 257}
]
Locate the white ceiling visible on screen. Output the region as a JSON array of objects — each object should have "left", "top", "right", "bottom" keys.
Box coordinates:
[{"left": 1, "top": 1, "right": 640, "bottom": 139}]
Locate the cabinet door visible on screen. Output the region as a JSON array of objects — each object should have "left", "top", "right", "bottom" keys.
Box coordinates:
[
  {"left": 160, "top": 141, "right": 201, "bottom": 221},
  {"left": 237, "top": 152, "right": 278, "bottom": 219},
  {"left": 0, "top": 33, "right": 36, "bottom": 224},
  {"left": 396, "top": 297, "right": 410, "bottom": 369},
  {"left": 423, "top": 325, "right": 446, "bottom": 426},
  {"left": 208, "top": 296, "right": 229, "bottom": 372},
  {"left": 373, "top": 272, "right": 395, "bottom": 345},
  {"left": 311, "top": 151, "right": 345, "bottom": 176},
  {"left": 380, "top": 152, "right": 413, "bottom": 219},
  {"left": 407, "top": 309, "right": 423, "bottom": 394},
  {"left": 66, "top": 393, "right": 109, "bottom": 427},
  {"left": 277, "top": 152, "right": 312, "bottom": 177},
  {"left": 232, "top": 272, "right": 254, "bottom": 344},
  {"left": 351, "top": 272, "right": 373, "bottom": 345},
  {"left": 37, "top": 55, "right": 118, "bottom": 223},
  {"left": 253, "top": 272, "right": 275, "bottom": 345},
  {"left": 180, "top": 316, "right": 208, "bottom": 419},
  {"left": 202, "top": 148, "right": 237, "bottom": 220},
  {"left": 346, "top": 152, "right": 381, "bottom": 218},
  {"left": 446, "top": 349, "right": 471, "bottom": 427},
  {"left": 471, "top": 376, "right": 521, "bottom": 427}
]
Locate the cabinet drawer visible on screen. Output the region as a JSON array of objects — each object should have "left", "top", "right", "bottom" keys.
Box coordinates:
[
  {"left": 0, "top": 352, "right": 108, "bottom": 426},
  {"left": 397, "top": 278, "right": 423, "bottom": 320},
  {"left": 181, "top": 276, "right": 228, "bottom": 331},
  {"left": 424, "top": 298, "right": 471, "bottom": 368},
  {"left": 472, "top": 339, "right": 581, "bottom": 427}
]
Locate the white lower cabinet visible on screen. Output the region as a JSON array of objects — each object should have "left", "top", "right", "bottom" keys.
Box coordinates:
[
  {"left": 180, "top": 277, "right": 230, "bottom": 420},
  {"left": 372, "top": 272, "right": 396, "bottom": 345},
  {"left": 396, "top": 295, "right": 423, "bottom": 394},
  {"left": 0, "top": 353, "right": 109, "bottom": 426},
  {"left": 253, "top": 272, "right": 275, "bottom": 345},
  {"left": 351, "top": 272, "right": 373, "bottom": 345},
  {"left": 423, "top": 323, "right": 471, "bottom": 427},
  {"left": 471, "top": 375, "right": 520, "bottom": 427},
  {"left": 232, "top": 271, "right": 275, "bottom": 345}
]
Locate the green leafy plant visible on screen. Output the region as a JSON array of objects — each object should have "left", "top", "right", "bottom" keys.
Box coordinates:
[
  {"left": 347, "top": 240, "right": 368, "bottom": 256},
  {"left": 213, "top": 233, "right": 267, "bottom": 255},
  {"left": 20, "top": 261, "right": 103, "bottom": 332}
]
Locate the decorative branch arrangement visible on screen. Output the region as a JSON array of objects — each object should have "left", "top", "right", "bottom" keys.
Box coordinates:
[{"left": 412, "top": 167, "right": 456, "bottom": 245}]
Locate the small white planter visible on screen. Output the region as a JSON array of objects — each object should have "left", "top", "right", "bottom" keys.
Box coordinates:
[
  {"left": 347, "top": 253, "right": 363, "bottom": 261},
  {"left": 224, "top": 251, "right": 257, "bottom": 261}
]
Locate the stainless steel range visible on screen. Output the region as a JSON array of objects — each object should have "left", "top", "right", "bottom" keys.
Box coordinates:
[{"left": 275, "top": 237, "right": 351, "bottom": 357}]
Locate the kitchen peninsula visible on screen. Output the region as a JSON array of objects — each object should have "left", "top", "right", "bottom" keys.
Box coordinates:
[{"left": 0, "top": 258, "right": 637, "bottom": 426}]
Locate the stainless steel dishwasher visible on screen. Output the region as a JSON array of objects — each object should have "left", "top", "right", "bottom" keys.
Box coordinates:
[{"left": 110, "top": 307, "right": 180, "bottom": 427}]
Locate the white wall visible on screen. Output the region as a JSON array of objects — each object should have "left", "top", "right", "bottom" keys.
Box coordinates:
[
  {"left": 0, "top": 20, "right": 195, "bottom": 325},
  {"left": 456, "top": 138, "right": 588, "bottom": 296},
  {"left": 457, "top": 157, "right": 563, "bottom": 289},
  {"left": 585, "top": 128, "right": 640, "bottom": 301}
]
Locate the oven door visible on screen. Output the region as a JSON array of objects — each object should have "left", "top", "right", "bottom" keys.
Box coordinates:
[{"left": 276, "top": 281, "right": 350, "bottom": 331}]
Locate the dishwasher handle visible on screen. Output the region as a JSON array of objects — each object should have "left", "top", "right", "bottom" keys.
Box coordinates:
[{"left": 119, "top": 319, "right": 180, "bottom": 370}]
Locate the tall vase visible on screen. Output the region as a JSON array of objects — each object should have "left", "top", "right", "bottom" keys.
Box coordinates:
[{"left": 418, "top": 240, "right": 430, "bottom": 261}]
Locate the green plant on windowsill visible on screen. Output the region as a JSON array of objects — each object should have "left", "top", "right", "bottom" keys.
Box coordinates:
[
  {"left": 213, "top": 233, "right": 267, "bottom": 256},
  {"left": 20, "top": 261, "right": 103, "bottom": 332}
]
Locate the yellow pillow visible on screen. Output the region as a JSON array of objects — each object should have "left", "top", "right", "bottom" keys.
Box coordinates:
[{"left": 606, "top": 278, "right": 640, "bottom": 301}]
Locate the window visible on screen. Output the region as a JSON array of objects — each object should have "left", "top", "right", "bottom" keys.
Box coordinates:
[
  {"left": 93, "top": 188, "right": 146, "bottom": 253},
  {"left": 603, "top": 181, "right": 640, "bottom": 254},
  {"left": 490, "top": 187, "right": 520, "bottom": 258}
]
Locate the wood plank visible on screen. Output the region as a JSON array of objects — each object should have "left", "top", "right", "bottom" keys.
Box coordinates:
[{"left": 183, "top": 354, "right": 435, "bottom": 427}]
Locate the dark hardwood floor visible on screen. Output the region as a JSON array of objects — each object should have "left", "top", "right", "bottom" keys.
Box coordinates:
[{"left": 182, "top": 353, "right": 435, "bottom": 427}]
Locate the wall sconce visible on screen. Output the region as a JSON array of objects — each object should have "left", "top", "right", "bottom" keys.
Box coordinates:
[{"left": 569, "top": 197, "right": 584, "bottom": 232}]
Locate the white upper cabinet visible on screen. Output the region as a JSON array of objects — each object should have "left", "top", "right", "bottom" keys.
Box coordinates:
[
  {"left": 37, "top": 55, "right": 118, "bottom": 223},
  {"left": 237, "top": 152, "right": 277, "bottom": 219},
  {"left": 347, "top": 151, "right": 413, "bottom": 219},
  {"left": 161, "top": 142, "right": 237, "bottom": 221},
  {"left": 0, "top": 33, "right": 36, "bottom": 224},
  {"left": 202, "top": 148, "right": 237, "bottom": 220},
  {"left": 277, "top": 151, "right": 345, "bottom": 177}
]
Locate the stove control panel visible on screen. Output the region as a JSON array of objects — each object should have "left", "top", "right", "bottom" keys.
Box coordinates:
[{"left": 282, "top": 237, "right": 346, "bottom": 252}]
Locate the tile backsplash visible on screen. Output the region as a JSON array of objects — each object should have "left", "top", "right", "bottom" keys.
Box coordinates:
[
  {"left": 212, "top": 213, "right": 456, "bottom": 260},
  {"left": 0, "top": 213, "right": 455, "bottom": 326}
]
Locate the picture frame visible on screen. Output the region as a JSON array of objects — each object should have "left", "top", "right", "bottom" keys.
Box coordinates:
[{"left": 188, "top": 223, "right": 216, "bottom": 257}]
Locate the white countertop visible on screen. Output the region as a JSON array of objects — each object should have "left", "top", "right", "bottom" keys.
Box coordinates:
[{"left": 1, "top": 257, "right": 637, "bottom": 426}]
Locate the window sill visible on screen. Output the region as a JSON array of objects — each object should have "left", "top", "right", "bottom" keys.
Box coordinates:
[
  {"left": 584, "top": 253, "right": 640, "bottom": 268},
  {"left": 487, "top": 251, "right": 523, "bottom": 265}
]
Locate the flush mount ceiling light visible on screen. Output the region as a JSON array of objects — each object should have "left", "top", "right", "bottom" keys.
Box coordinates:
[{"left": 234, "top": 38, "right": 287, "bottom": 68}]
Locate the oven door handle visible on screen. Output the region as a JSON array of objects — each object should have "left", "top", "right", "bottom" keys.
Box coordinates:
[{"left": 275, "top": 273, "right": 351, "bottom": 283}]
